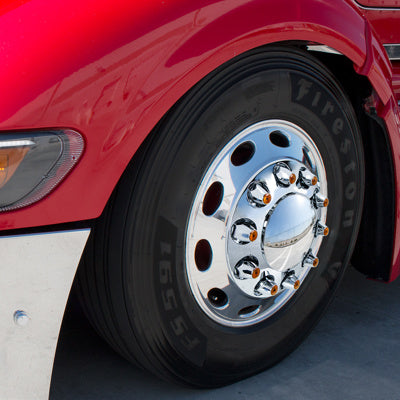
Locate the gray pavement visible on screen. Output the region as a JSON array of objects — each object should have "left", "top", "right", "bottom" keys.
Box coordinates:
[{"left": 50, "top": 267, "right": 400, "bottom": 399}]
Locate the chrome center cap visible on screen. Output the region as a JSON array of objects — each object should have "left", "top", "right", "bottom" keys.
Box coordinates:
[{"left": 263, "top": 194, "right": 316, "bottom": 272}]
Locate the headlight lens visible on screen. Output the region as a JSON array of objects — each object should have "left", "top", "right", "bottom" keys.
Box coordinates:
[{"left": 0, "top": 129, "right": 84, "bottom": 212}]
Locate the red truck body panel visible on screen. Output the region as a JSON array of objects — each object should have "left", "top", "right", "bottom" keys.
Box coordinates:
[{"left": 0, "top": 0, "right": 399, "bottom": 279}]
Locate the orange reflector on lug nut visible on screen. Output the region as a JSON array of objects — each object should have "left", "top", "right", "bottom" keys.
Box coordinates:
[
  {"left": 311, "top": 176, "right": 318, "bottom": 185},
  {"left": 263, "top": 193, "right": 272, "bottom": 205},
  {"left": 271, "top": 285, "right": 279, "bottom": 296},
  {"left": 313, "top": 257, "right": 319, "bottom": 268},
  {"left": 324, "top": 227, "right": 329, "bottom": 236},
  {"left": 294, "top": 280, "right": 300, "bottom": 290},
  {"left": 249, "top": 230, "right": 258, "bottom": 242},
  {"left": 289, "top": 173, "right": 296, "bottom": 184},
  {"left": 252, "top": 268, "right": 260, "bottom": 279},
  {"left": 323, "top": 198, "right": 329, "bottom": 207}
]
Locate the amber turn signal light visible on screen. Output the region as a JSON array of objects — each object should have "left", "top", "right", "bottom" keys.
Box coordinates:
[
  {"left": 0, "top": 130, "right": 84, "bottom": 212},
  {"left": 0, "top": 144, "right": 32, "bottom": 189}
]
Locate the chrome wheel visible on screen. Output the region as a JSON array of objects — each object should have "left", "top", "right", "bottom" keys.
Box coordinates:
[{"left": 186, "top": 120, "right": 329, "bottom": 326}]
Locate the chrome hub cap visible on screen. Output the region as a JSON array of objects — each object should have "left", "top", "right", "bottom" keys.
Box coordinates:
[{"left": 186, "top": 120, "right": 328, "bottom": 327}]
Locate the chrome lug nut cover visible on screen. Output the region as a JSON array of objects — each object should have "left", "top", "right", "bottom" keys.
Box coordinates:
[
  {"left": 313, "top": 192, "right": 329, "bottom": 208},
  {"left": 255, "top": 276, "right": 279, "bottom": 297},
  {"left": 282, "top": 274, "right": 301, "bottom": 290},
  {"left": 315, "top": 221, "right": 329, "bottom": 237},
  {"left": 231, "top": 219, "right": 258, "bottom": 244},
  {"left": 299, "top": 168, "right": 318, "bottom": 188},
  {"left": 235, "top": 259, "right": 260, "bottom": 280},
  {"left": 186, "top": 120, "right": 329, "bottom": 327},
  {"left": 247, "top": 181, "right": 271, "bottom": 207},
  {"left": 303, "top": 250, "right": 319, "bottom": 268},
  {"left": 273, "top": 162, "right": 296, "bottom": 186}
]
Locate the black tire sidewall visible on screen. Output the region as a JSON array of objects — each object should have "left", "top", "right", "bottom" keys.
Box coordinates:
[{"left": 122, "top": 48, "right": 364, "bottom": 386}]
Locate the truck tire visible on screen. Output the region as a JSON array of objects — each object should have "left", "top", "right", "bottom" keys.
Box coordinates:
[{"left": 77, "top": 47, "right": 364, "bottom": 387}]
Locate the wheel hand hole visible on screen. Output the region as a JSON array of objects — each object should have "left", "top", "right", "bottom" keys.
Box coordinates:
[
  {"left": 269, "top": 130, "right": 290, "bottom": 148},
  {"left": 207, "top": 288, "right": 228, "bottom": 308},
  {"left": 195, "top": 239, "right": 212, "bottom": 271},
  {"left": 231, "top": 141, "right": 255, "bottom": 166},
  {"left": 238, "top": 305, "right": 261, "bottom": 317},
  {"left": 203, "top": 181, "right": 223, "bottom": 216}
]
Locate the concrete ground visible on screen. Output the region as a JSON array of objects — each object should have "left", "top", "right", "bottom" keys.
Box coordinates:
[{"left": 50, "top": 266, "right": 400, "bottom": 400}]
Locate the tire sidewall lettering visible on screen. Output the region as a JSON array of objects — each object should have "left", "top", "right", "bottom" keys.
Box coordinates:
[
  {"left": 291, "top": 74, "right": 360, "bottom": 231},
  {"left": 154, "top": 216, "right": 207, "bottom": 366}
]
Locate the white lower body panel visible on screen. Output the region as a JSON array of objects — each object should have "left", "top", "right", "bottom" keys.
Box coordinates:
[{"left": 0, "top": 229, "right": 90, "bottom": 400}]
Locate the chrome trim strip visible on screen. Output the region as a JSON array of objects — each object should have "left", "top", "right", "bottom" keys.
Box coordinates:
[
  {"left": 384, "top": 44, "right": 400, "bottom": 61},
  {"left": 307, "top": 45, "right": 342, "bottom": 55},
  {"left": 0, "top": 140, "right": 34, "bottom": 148},
  {"left": 0, "top": 229, "right": 90, "bottom": 400},
  {"left": 354, "top": 1, "right": 400, "bottom": 11}
]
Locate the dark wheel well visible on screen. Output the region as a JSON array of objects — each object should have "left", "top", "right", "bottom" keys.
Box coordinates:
[{"left": 306, "top": 48, "right": 395, "bottom": 281}]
